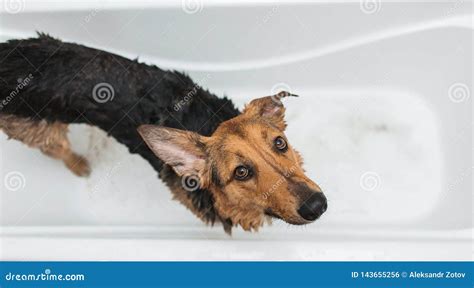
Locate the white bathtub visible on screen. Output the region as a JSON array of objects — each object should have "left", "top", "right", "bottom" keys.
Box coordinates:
[{"left": 0, "top": 0, "right": 472, "bottom": 260}]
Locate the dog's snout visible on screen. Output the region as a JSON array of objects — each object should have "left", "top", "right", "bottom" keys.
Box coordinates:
[{"left": 297, "top": 193, "right": 327, "bottom": 221}]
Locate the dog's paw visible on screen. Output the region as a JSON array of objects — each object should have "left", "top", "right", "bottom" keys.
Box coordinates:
[{"left": 65, "top": 154, "right": 91, "bottom": 177}]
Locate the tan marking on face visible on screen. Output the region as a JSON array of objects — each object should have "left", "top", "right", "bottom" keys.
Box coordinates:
[{"left": 205, "top": 114, "right": 323, "bottom": 231}]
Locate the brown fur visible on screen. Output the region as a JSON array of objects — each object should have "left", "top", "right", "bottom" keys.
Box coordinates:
[
  {"left": 0, "top": 115, "right": 90, "bottom": 176},
  {"left": 204, "top": 112, "right": 321, "bottom": 231}
]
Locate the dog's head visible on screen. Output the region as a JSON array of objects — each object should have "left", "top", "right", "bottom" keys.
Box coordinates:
[{"left": 138, "top": 91, "right": 327, "bottom": 233}]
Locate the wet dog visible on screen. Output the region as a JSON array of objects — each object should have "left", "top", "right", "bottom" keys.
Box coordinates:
[{"left": 0, "top": 34, "right": 327, "bottom": 233}]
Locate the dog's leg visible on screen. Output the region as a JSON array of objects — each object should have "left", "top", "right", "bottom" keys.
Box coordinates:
[
  {"left": 0, "top": 115, "right": 91, "bottom": 177},
  {"left": 39, "top": 122, "right": 91, "bottom": 177}
]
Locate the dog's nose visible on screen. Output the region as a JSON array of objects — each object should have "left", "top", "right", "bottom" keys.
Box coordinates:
[{"left": 297, "top": 193, "right": 327, "bottom": 221}]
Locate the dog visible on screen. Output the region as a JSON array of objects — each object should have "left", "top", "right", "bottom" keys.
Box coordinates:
[{"left": 0, "top": 34, "right": 327, "bottom": 233}]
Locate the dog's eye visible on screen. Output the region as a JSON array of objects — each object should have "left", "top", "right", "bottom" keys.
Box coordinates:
[
  {"left": 234, "top": 165, "right": 251, "bottom": 181},
  {"left": 274, "top": 136, "right": 288, "bottom": 152}
]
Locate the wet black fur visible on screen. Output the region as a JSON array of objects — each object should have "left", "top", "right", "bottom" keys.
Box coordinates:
[{"left": 0, "top": 33, "right": 240, "bottom": 231}]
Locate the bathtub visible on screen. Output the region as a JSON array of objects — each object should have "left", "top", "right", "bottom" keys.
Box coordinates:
[{"left": 0, "top": 1, "right": 472, "bottom": 260}]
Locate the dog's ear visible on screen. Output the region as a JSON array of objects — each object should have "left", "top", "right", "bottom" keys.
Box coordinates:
[
  {"left": 137, "top": 125, "right": 208, "bottom": 179},
  {"left": 243, "top": 91, "right": 297, "bottom": 130}
]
